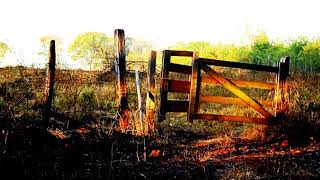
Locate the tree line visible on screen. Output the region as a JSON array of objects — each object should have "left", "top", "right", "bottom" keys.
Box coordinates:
[
  {"left": 169, "top": 32, "right": 320, "bottom": 74},
  {"left": 0, "top": 32, "right": 319, "bottom": 73}
]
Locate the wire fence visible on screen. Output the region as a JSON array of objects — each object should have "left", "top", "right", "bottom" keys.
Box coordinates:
[
  {"left": 0, "top": 52, "right": 295, "bottom": 133},
  {"left": 0, "top": 58, "right": 162, "bottom": 129}
]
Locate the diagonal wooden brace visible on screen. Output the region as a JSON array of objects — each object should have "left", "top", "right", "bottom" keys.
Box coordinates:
[{"left": 201, "top": 63, "right": 273, "bottom": 119}]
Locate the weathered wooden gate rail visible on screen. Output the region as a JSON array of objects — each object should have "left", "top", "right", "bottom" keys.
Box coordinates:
[{"left": 158, "top": 50, "right": 290, "bottom": 125}]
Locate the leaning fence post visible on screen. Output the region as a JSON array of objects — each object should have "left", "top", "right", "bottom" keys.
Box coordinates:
[
  {"left": 114, "top": 29, "right": 129, "bottom": 131},
  {"left": 135, "top": 66, "right": 147, "bottom": 162},
  {"left": 43, "top": 40, "right": 56, "bottom": 123},
  {"left": 188, "top": 52, "right": 200, "bottom": 123},
  {"left": 135, "top": 66, "right": 144, "bottom": 135},
  {"left": 275, "top": 56, "right": 290, "bottom": 119},
  {"left": 146, "top": 51, "right": 156, "bottom": 134}
]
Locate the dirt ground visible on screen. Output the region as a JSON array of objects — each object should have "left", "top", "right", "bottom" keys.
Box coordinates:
[{"left": 0, "top": 117, "right": 319, "bottom": 180}]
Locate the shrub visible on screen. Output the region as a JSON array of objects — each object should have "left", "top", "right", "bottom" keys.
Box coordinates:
[
  {"left": 99, "top": 99, "right": 117, "bottom": 112},
  {"left": 0, "top": 96, "right": 5, "bottom": 111},
  {"left": 53, "top": 86, "right": 78, "bottom": 112},
  {"left": 78, "top": 86, "right": 98, "bottom": 114},
  {"left": 0, "top": 78, "right": 34, "bottom": 114}
]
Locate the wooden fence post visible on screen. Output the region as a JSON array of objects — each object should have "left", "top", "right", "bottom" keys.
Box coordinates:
[
  {"left": 158, "top": 50, "right": 170, "bottom": 122},
  {"left": 275, "top": 56, "right": 290, "bottom": 119},
  {"left": 43, "top": 40, "right": 56, "bottom": 123},
  {"left": 188, "top": 52, "right": 200, "bottom": 123},
  {"left": 114, "top": 29, "right": 129, "bottom": 131},
  {"left": 146, "top": 51, "right": 156, "bottom": 134}
]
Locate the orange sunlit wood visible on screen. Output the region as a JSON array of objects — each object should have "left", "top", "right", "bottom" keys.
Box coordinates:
[
  {"left": 201, "top": 63, "right": 273, "bottom": 119},
  {"left": 199, "top": 96, "right": 273, "bottom": 107},
  {"left": 168, "top": 79, "right": 191, "bottom": 93},
  {"left": 201, "top": 76, "right": 277, "bottom": 90}
]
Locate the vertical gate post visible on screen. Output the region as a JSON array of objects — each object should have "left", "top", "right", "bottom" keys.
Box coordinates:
[
  {"left": 275, "top": 56, "right": 290, "bottom": 119},
  {"left": 188, "top": 52, "right": 200, "bottom": 123},
  {"left": 158, "top": 50, "right": 171, "bottom": 122},
  {"left": 43, "top": 40, "right": 56, "bottom": 123},
  {"left": 114, "top": 29, "right": 129, "bottom": 131},
  {"left": 146, "top": 51, "right": 156, "bottom": 134}
]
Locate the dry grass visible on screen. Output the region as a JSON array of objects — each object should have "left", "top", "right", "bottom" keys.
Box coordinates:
[
  {"left": 240, "top": 124, "right": 268, "bottom": 141},
  {"left": 1, "top": 66, "right": 320, "bottom": 179},
  {"left": 1, "top": 67, "right": 319, "bottom": 137}
]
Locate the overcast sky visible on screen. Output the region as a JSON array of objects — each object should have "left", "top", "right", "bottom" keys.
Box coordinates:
[{"left": 1, "top": 0, "right": 320, "bottom": 66}]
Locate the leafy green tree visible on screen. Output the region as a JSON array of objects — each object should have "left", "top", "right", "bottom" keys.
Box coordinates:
[
  {"left": 0, "top": 41, "right": 10, "bottom": 60},
  {"left": 248, "top": 32, "right": 276, "bottom": 65},
  {"left": 301, "top": 39, "right": 320, "bottom": 73},
  {"left": 169, "top": 41, "right": 249, "bottom": 62},
  {"left": 286, "top": 37, "right": 309, "bottom": 72},
  {"left": 169, "top": 41, "right": 216, "bottom": 58},
  {"left": 38, "top": 35, "right": 63, "bottom": 60},
  {"left": 169, "top": 41, "right": 215, "bottom": 64},
  {"left": 236, "top": 46, "right": 251, "bottom": 62},
  {"left": 211, "top": 43, "right": 248, "bottom": 61},
  {"left": 68, "top": 32, "right": 114, "bottom": 70},
  {"left": 126, "top": 37, "right": 152, "bottom": 61}
]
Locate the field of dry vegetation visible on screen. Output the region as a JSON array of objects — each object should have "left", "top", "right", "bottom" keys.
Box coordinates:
[{"left": 0, "top": 66, "right": 319, "bottom": 179}]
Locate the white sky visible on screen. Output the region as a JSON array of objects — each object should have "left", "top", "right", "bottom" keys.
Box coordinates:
[{"left": 0, "top": 0, "right": 320, "bottom": 66}]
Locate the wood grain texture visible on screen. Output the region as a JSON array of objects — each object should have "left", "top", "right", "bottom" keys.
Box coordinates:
[
  {"left": 200, "top": 58, "right": 279, "bottom": 73},
  {"left": 114, "top": 29, "right": 129, "bottom": 131},
  {"left": 146, "top": 51, "right": 156, "bottom": 134},
  {"left": 188, "top": 52, "right": 200, "bottom": 122},
  {"left": 200, "top": 96, "right": 273, "bottom": 107},
  {"left": 201, "top": 63, "right": 273, "bottom": 119}
]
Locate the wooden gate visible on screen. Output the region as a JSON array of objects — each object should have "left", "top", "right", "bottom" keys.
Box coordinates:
[
  {"left": 158, "top": 50, "right": 198, "bottom": 121},
  {"left": 158, "top": 50, "right": 289, "bottom": 124}
]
